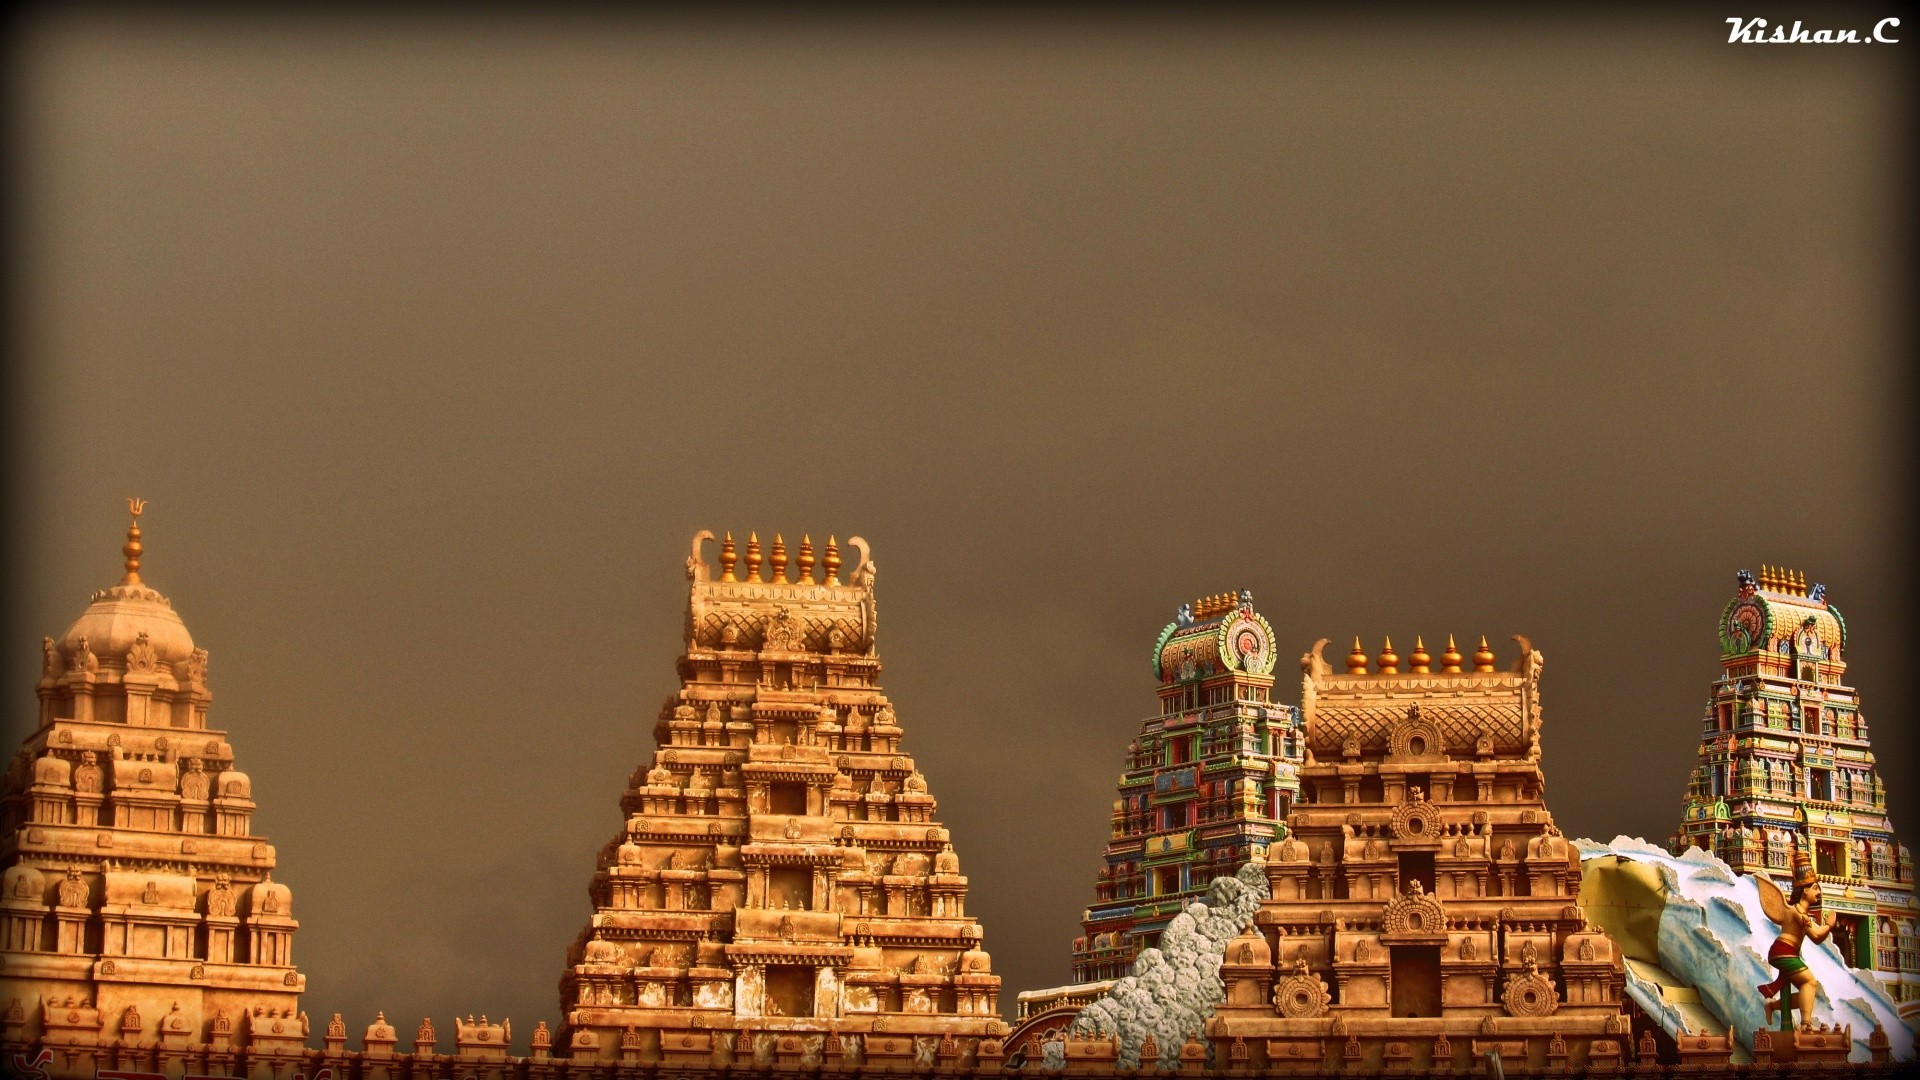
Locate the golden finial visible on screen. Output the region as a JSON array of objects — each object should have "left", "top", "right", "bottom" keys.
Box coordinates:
[
  {"left": 1409, "top": 636, "right": 1430, "bottom": 674},
  {"left": 1763, "top": 565, "right": 1777, "bottom": 591},
  {"left": 797, "top": 535, "right": 816, "bottom": 583},
  {"left": 1440, "top": 634, "right": 1462, "bottom": 674},
  {"left": 1377, "top": 636, "right": 1399, "bottom": 675},
  {"left": 770, "top": 534, "right": 789, "bottom": 584},
  {"left": 1794, "top": 569, "right": 1806, "bottom": 596},
  {"left": 1346, "top": 637, "right": 1368, "bottom": 674},
  {"left": 823, "top": 535, "right": 842, "bottom": 585},
  {"left": 1472, "top": 635, "right": 1495, "bottom": 672},
  {"left": 745, "top": 532, "right": 763, "bottom": 582},
  {"left": 719, "top": 532, "right": 738, "bottom": 581},
  {"left": 121, "top": 498, "right": 147, "bottom": 585}
]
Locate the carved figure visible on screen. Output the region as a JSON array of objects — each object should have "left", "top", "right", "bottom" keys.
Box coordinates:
[
  {"left": 58, "top": 867, "right": 87, "bottom": 908},
  {"left": 1755, "top": 848, "right": 1833, "bottom": 1029},
  {"left": 74, "top": 752, "right": 102, "bottom": 794},
  {"left": 181, "top": 759, "right": 208, "bottom": 800}
]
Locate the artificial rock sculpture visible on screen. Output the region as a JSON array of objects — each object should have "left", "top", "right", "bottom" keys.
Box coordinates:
[
  {"left": 1206, "top": 634, "right": 1629, "bottom": 1072},
  {"left": 558, "top": 532, "right": 1003, "bottom": 1067},
  {"left": 0, "top": 502, "right": 305, "bottom": 1076}
]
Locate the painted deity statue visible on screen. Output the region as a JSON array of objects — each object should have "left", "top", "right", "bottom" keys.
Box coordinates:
[{"left": 1754, "top": 847, "right": 1833, "bottom": 1029}]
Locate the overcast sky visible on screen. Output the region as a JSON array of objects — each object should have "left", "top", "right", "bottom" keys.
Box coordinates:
[{"left": 6, "top": 9, "right": 1911, "bottom": 1049}]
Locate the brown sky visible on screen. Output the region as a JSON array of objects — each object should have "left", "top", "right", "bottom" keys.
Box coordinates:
[{"left": 5, "top": 9, "right": 1912, "bottom": 1050}]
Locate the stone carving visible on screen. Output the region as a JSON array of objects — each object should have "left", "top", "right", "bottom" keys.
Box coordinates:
[
  {"left": 70, "top": 636, "right": 97, "bottom": 675},
  {"left": 180, "top": 758, "right": 208, "bottom": 799},
  {"left": 1274, "top": 957, "right": 1336, "bottom": 1014},
  {"left": 74, "top": 752, "right": 102, "bottom": 794},
  {"left": 41, "top": 636, "right": 60, "bottom": 678},
  {"left": 126, "top": 631, "right": 159, "bottom": 673},
  {"left": 140, "top": 881, "right": 158, "bottom": 905},
  {"left": 58, "top": 867, "right": 87, "bottom": 908},
  {"left": 1381, "top": 880, "right": 1446, "bottom": 936},
  {"left": 184, "top": 648, "right": 208, "bottom": 686},
  {"left": 1502, "top": 960, "right": 1558, "bottom": 1017},
  {"left": 763, "top": 605, "right": 801, "bottom": 651},
  {"left": 1459, "top": 935, "right": 1477, "bottom": 961}
]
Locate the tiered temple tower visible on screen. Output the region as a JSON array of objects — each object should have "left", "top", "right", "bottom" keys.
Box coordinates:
[
  {"left": 557, "top": 531, "right": 1003, "bottom": 1069},
  {"left": 1070, "top": 590, "right": 1302, "bottom": 984},
  {"left": 1670, "top": 567, "right": 1917, "bottom": 1005},
  {"left": 1206, "top": 634, "right": 1633, "bottom": 1073},
  {"left": 0, "top": 502, "right": 306, "bottom": 1072}
]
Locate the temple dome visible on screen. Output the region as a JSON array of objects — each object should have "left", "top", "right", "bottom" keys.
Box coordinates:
[
  {"left": 58, "top": 500, "right": 196, "bottom": 669},
  {"left": 60, "top": 582, "right": 195, "bottom": 668}
]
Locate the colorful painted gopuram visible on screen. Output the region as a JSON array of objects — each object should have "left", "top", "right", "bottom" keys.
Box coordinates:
[
  {"left": 1205, "top": 634, "right": 1648, "bottom": 1072},
  {"left": 1670, "top": 567, "right": 1918, "bottom": 1006},
  {"left": 0, "top": 503, "right": 308, "bottom": 1077},
  {"left": 556, "top": 531, "right": 1005, "bottom": 1070},
  {"left": 1069, "top": 591, "right": 1303, "bottom": 985}
]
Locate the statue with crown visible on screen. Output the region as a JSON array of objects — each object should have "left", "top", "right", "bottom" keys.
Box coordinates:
[{"left": 1754, "top": 843, "right": 1835, "bottom": 1030}]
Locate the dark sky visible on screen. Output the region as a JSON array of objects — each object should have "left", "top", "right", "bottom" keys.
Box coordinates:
[{"left": 6, "top": 9, "right": 1911, "bottom": 1050}]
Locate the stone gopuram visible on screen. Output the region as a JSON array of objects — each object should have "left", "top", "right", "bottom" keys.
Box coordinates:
[
  {"left": 1207, "top": 635, "right": 1632, "bottom": 1073},
  {"left": 0, "top": 502, "right": 307, "bottom": 1077},
  {"left": 558, "top": 531, "right": 1003, "bottom": 1070}
]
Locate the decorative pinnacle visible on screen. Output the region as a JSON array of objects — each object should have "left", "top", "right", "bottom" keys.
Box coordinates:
[
  {"left": 770, "top": 534, "right": 789, "bottom": 583},
  {"left": 719, "top": 532, "right": 738, "bottom": 581},
  {"left": 121, "top": 498, "right": 147, "bottom": 585},
  {"left": 1377, "top": 637, "right": 1400, "bottom": 674},
  {"left": 797, "top": 535, "right": 816, "bottom": 582},
  {"left": 823, "top": 536, "right": 842, "bottom": 585},
  {"left": 1472, "top": 635, "right": 1496, "bottom": 672},
  {"left": 1346, "top": 637, "right": 1368, "bottom": 674},
  {"left": 1440, "top": 634, "right": 1463, "bottom": 674},
  {"left": 1409, "top": 636, "right": 1431, "bottom": 674},
  {"left": 745, "top": 532, "right": 763, "bottom": 582}
]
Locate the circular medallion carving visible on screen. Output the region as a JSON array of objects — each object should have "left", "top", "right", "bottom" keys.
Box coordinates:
[
  {"left": 1382, "top": 884, "right": 1446, "bottom": 935},
  {"left": 1389, "top": 800, "right": 1441, "bottom": 842},
  {"left": 1502, "top": 965, "right": 1558, "bottom": 1017},
  {"left": 1388, "top": 707, "right": 1444, "bottom": 758},
  {"left": 1272, "top": 961, "right": 1330, "bottom": 1017}
]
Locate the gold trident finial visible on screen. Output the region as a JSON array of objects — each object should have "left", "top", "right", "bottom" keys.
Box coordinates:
[{"left": 122, "top": 498, "right": 147, "bottom": 585}]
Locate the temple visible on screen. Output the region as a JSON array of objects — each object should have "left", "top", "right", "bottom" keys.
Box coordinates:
[
  {"left": 1205, "top": 634, "right": 1642, "bottom": 1072},
  {"left": 0, "top": 502, "right": 308, "bottom": 1075},
  {"left": 1670, "top": 567, "right": 1918, "bottom": 1008},
  {"left": 1070, "top": 590, "right": 1303, "bottom": 984},
  {"left": 556, "top": 531, "right": 1005, "bottom": 1070}
]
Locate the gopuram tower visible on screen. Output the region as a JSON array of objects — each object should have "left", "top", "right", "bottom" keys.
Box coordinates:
[
  {"left": 1070, "top": 591, "right": 1303, "bottom": 985},
  {"left": 1671, "top": 567, "right": 1917, "bottom": 1005},
  {"left": 558, "top": 531, "right": 1003, "bottom": 1070},
  {"left": 0, "top": 502, "right": 307, "bottom": 1075},
  {"left": 1206, "top": 635, "right": 1631, "bottom": 1073}
]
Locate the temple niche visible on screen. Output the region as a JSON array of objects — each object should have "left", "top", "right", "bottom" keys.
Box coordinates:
[
  {"left": 558, "top": 531, "right": 1003, "bottom": 1070},
  {"left": 1207, "top": 634, "right": 1628, "bottom": 1072},
  {"left": 0, "top": 502, "right": 307, "bottom": 1076}
]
